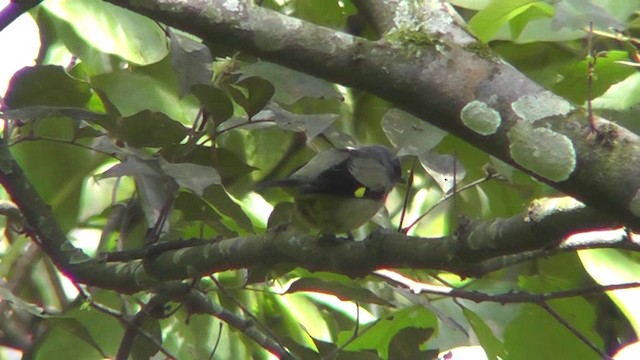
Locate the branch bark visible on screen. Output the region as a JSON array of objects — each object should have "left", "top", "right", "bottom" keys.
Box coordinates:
[
  {"left": 101, "top": 0, "right": 640, "bottom": 230},
  {"left": 0, "top": 129, "right": 632, "bottom": 290},
  {"left": 0, "top": 0, "right": 637, "bottom": 292}
]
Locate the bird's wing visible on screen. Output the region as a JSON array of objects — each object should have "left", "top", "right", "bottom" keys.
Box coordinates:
[{"left": 348, "top": 155, "right": 389, "bottom": 192}]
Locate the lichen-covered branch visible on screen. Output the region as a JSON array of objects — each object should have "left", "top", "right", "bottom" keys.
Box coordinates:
[{"left": 102, "top": 0, "right": 640, "bottom": 229}]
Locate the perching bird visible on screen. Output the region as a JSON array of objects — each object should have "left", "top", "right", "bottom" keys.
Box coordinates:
[{"left": 261, "top": 145, "right": 402, "bottom": 234}]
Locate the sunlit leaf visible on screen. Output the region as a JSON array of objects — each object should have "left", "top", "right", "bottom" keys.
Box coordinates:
[
  {"left": 44, "top": 0, "right": 168, "bottom": 65},
  {"left": 381, "top": 108, "right": 447, "bottom": 157},
  {"left": 286, "top": 278, "right": 393, "bottom": 306},
  {"left": 462, "top": 307, "right": 506, "bottom": 360},
  {"left": 239, "top": 61, "right": 342, "bottom": 104},
  {"left": 579, "top": 248, "right": 640, "bottom": 333},
  {"left": 553, "top": 50, "right": 636, "bottom": 104},
  {"left": 418, "top": 152, "right": 467, "bottom": 193}
]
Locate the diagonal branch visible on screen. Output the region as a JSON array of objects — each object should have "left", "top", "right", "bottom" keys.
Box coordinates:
[{"left": 102, "top": 0, "right": 640, "bottom": 230}]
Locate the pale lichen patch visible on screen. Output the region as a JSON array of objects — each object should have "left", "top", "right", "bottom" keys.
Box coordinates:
[
  {"left": 512, "top": 91, "right": 573, "bottom": 122},
  {"left": 460, "top": 100, "right": 501, "bottom": 135},
  {"left": 223, "top": 0, "right": 242, "bottom": 12},
  {"left": 507, "top": 123, "right": 576, "bottom": 182}
]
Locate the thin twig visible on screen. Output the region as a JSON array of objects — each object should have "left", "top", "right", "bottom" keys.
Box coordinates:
[
  {"left": 539, "top": 301, "right": 611, "bottom": 359},
  {"left": 403, "top": 173, "right": 500, "bottom": 232},
  {"left": 208, "top": 276, "right": 289, "bottom": 356},
  {"left": 208, "top": 322, "right": 224, "bottom": 360},
  {"left": 398, "top": 157, "right": 417, "bottom": 232}
]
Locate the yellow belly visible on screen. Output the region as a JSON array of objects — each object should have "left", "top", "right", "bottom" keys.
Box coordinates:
[{"left": 295, "top": 195, "right": 384, "bottom": 233}]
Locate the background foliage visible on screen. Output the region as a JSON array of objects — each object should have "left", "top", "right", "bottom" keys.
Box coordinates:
[{"left": 1, "top": 0, "right": 640, "bottom": 359}]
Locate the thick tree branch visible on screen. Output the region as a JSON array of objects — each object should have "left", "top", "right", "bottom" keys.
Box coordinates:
[
  {"left": 0, "top": 0, "right": 638, "bottom": 295},
  {"left": 102, "top": 0, "right": 640, "bottom": 230},
  {"left": 1, "top": 123, "right": 632, "bottom": 288},
  {"left": 0, "top": 0, "right": 42, "bottom": 32}
]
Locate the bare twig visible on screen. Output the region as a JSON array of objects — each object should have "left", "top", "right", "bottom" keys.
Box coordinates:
[
  {"left": 539, "top": 301, "right": 611, "bottom": 359},
  {"left": 403, "top": 173, "right": 500, "bottom": 232}
]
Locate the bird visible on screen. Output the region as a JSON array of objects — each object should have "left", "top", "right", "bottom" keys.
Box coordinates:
[{"left": 260, "top": 145, "right": 402, "bottom": 234}]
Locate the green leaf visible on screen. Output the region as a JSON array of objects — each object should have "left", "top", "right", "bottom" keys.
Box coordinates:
[
  {"left": 592, "top": 71, "right": 640, "bottom": 111},
  {"left": 169, "top": 30, "right": 213, "bottom": 97},
  {"left": 469, "top": 0, "right": 554, "bottom": 42},
  {"left": 239, "top": 62, "right": 342, "bottom": 105},
  {"left": 47, "top": 317, "right": 109, "bottom": 358},
  {"left": 339, "top": 306, "right": 437, "bottom": 358},
  {"left": 191, "top": 84, "right": 234, "bottom": 126},
  {"left": 271, "top": 104, "right": 338, "bottom": 141},
  {"left": 91, "top": 70, "right": 198, "bottom": 122},
  {"left": 553, "top": 50, "right": 636, "bottom": 104},
  {"left": 419, "top": 152, "right": 467, "bottom": 193},
  {"left": 504, "top": 301, "right": 603, "bottom": 360},
  {"left": 43, "top": 0, "right": 168, "bottom": 65},
  {"left": 100, "top": 155, "right": 177, "bottom": 229},
  {"left": 5, "top": 65, "right": 92, "bottom": 108},
  {"left": 203, "top": 185, "right": 254, "bottom": 232},
  {"left": 30, "top": 299, "right": 123, "bottom": 360},
  {"left": 159, "top": 159, "right": 221, "bottom": 196},
  {"left": 116, "top": 110, "right": 188, "bottom": 147},
  {"left": 285, "top": 278, "right": 393, "bottom": 306},
  {"left": 0, "top": 287, "right": 46, "bottom": 317},
  {"left": 174, "top": 191, "right": 236, "bottom": 237},
  {"left": 11, "top": 116, "right": 104, "bottom": 230},
  {"left": 381, "top": 108, "right": 447, "bottom": 156},
  {"left": 462, "top": 307, "right": 506, "bottom": 360},
  {"left": 228, "top": 76, "right": 275, "bottom": 118},
  {"left": 388, "top": 327, "right": 436, "bottom": 360},
  {"left": 130, "top": 317, "right": 162, "bottom": 360},
  {"left": 579, "top": 249, "right": 640, "bottom": 333}
]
